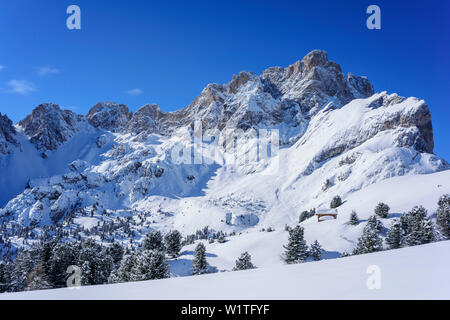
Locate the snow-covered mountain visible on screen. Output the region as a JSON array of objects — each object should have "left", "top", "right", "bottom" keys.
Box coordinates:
[{"left": 0, "top": 50, "right": 448, "bottom": 270}]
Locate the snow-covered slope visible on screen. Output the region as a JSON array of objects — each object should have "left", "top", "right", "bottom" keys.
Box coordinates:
[
  {"left": 0, "top": 50, "right": 448, "bottom": 270},
  {"left": 0, "top": 105, "right": 111, "bottom": 207},
  {"left": 3, "top": 240, "right": 449, "bottom": 300},
  {"left": 183, "top": 170, "right": 450, "bottom": 273}
]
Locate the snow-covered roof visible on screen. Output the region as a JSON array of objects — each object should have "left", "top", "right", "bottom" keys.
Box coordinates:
[{"left": 316, "top": 208, "right": 338, "bottom": 215}]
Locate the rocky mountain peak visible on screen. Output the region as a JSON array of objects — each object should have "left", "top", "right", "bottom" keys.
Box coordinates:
[
  {"left": 347, "top": 73, "right": 373, "bottom": 98},
  {"left": 126, "top": 104, "right": 164, "bottom": 135},
  {"left": 0, "top": 113, "right": 19, "bottom": 155},
  {"left": 302, "top": 49, "right": 329, "bottom": 70},
  {"left": 119, "top": 50, "right": 377, "bottom": 143},
  {"left": 141, "top": 104, "right": 163, "bottom": 118},
  {"left": 88, "top": 102, "right": 132, "bottom": 132},
  {"left": 228, "top": 71, "right": 253, "bottom": 94},
  {"left": 18, "top": 103, "right": 82, "bottom": 152}
]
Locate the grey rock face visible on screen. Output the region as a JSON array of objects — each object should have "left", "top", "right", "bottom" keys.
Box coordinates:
[
  {"left": 0, "top": 113, "right": 20, "bottom": 155},
  {"left": 302, "top": 49, "right": 329, "bottom": 69},
  {"left": 382, "top": 99, "right": 434, "bottom": 153},
  {"left": 126, "top": 104, "right": 164, "bottom": 136},
  {"left": 18, "top": 103, "right": 82, "bottom": 151},
  {"left": 88, "top": 102, "right": 132, "bottom": 132}
]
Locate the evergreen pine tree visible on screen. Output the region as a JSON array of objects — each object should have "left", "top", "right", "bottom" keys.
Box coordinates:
[
  {"left": 164, "top": 230, "right": 182, "bottom": 258},
  {"left": 38, "top": 240, "right": 54, "bottom": 277},
  {"left": 309, "top": 240, "right": 323, "bottom": 261},
  {"left": 349, "top": 211, "right": 359, "bottom": 225},
  {"left": 232, "top": 252, "right": 256, "bottom": 271},
  {"left": 385, "top": 220, "right": 402, "bottom": 249},
  {"left": 403, "top": 206, "right": 435, "bottom": 246},
  {"left": 283, "top": 225, "right": 309, "bottom": 264},
  {"left": 354, "top": 224, "right": 383, "bottom": 255},
  {"left": 299, "top": 209, "right": 315, "bottom": 223},
  {"left": 0, "top": 262, "right": 6, "bottom": 292},
  {"left": 0, "top": 261, "right": 13, "bottom": 293},
  {"left": 330, "top": 196, "right": 343, "bottom": 209},
  {"left": 47, "top": 242, "right": 79, "bottom": 288},
  {"left": 132, "top": 249, "right": 152, "bottom": 281},
  {"left": 80, "top": 261, "right": 92, "bottom": 286},
  {"left": 217, "top": 232, "right": 226, "bottom": 243},
  {"left": 436, "top": 194, "right": 450, "bottom": 238},
  {"left": 129, "top": 249, "right": 170, "bottom": 281},
  {"left": 108, "top": 253, "right": 138, "bottom": 284},
  {"left": 400, "top": 212, "right": 409, "bottom": 234},
  {"left": 143, "top": 231, "right": 165, "bottom": 251},
  {"left": 11, "top": 250, "right": 36, "bottom": 292},
  {"left": 107, "top": 242, "right": 124, "bottom": 266},
  {"left": 78, "top": 239, "right": 113, "bottom": 285},
  {"left": 367, "top": 215, "right": 383, "bottom": 233},
  {"left": 192, "top": 243, "right": 208, "bottom": 275},
  {"left": 25, "top": 261, "right": 51, "bottom": 291},
  {"left": 148, "top": 250, "right": 170, "bottom": 279},
  {"left": 375, "top": 202, "right": 390, "bottom": 218}
]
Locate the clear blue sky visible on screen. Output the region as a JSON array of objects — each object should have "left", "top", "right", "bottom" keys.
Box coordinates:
[{"left": 0, "top": 0, "right": 448, "bottom": 159}]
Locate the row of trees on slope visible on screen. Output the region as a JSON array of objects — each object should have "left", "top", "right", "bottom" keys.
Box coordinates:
[
  {"left": 347, "top": 195, "right": 450, "bottom": 255},
  {"left": 283, "top": 225, "right": 323, "bottom": 264},
  {"left": 288, "top": 194, "right": 450, "bottom": 263},
  {"left": 0, "top": 226, "right": 256, "bottom": 293}
]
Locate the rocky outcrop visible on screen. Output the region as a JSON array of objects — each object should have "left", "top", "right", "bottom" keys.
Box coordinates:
[
  {"left": 0, "top": 113, "right": 20, "bottom": 155},
  {"left": 126, "top": 104, "right": 164, "bottom": 136},
  {"left": 18, "top": 103, "right": 82, "bottom": 152},
  {"left": 88, "top": 102, "right": 132, "bottom": 132}
]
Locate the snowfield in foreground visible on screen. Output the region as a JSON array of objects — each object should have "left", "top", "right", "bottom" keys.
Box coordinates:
[{"left": 3, "top": 240, "right": 449, "bottom": 300}]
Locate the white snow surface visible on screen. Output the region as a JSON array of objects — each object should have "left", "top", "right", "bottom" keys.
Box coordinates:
[{"left": 3, "top": 240, "right": 449, "bottom": 300}]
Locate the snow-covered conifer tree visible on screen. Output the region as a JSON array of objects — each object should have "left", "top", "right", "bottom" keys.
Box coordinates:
[
  {"left": 144, "top": 231, "right": 165, "bottom": 251},
  {"left": 330, "top": 196, "right": 343, "bottom": 209},
  {"left": 217, "top": 232, "right": 226, "bottom": 243},
  {"left": 232, "top": 252, "right": 256, "bottom": 271},
  {"left": 149, "top": 250, "right": 170, "bottom": 279},
  {"left": 375, "top": 202, "right": 390, "bottom": 218},
  {"left": 367, "top": 215, "right": 382, "bottom": 233},
  {"left": 354, "top": 224, "right": 383, "bottom": 254},
  {"left": 108, "top": 253, "right": 138, "bottom": 284},
  {"left": 192, "top": 242, "right": 208, "bottom": 275},
  {"left": 164, "top": 230, "right": 182, "bottom": 258},
  {"left": 385, "top": 220, "right": 402, "bottom": 249},
  {"left": 309, "top": 240, "right": 323, "bottom": 261},
  {"left": 283, "top": 225, "right": 308, "bottom": 264},
  {"left": 436, "top": 194, "right": 450, "bottom": 238},
  {"left": 349, "top": 211, "right": 359, "bottom": 225},
  {"left": 402, "top": 206, "right": 435, "bottom": 246}
]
